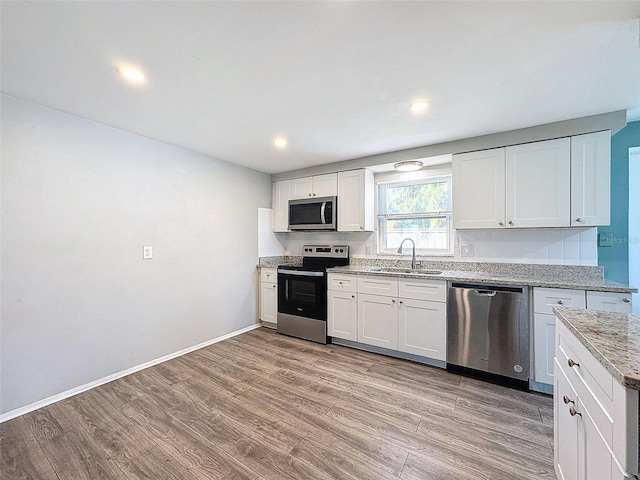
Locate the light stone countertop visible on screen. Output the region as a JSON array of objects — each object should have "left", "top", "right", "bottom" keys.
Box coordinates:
[
  {"left": 325, "top": 265, "right": 637, "bottom": 294},
  {"left": 553, "top": 307, "right": 640, "bottom": 391}
]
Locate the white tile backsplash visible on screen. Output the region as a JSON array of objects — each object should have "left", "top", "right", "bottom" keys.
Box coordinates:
[{"left": 267, "top": 218, "right": 597, "bottom": 266}]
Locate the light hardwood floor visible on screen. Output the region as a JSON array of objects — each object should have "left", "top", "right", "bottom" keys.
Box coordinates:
[{"left": 1, "top": 327, "right": 555, "bottom": 479}]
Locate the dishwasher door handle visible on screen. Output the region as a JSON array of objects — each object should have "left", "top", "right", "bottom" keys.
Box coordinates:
[{"left": 474, "top": 290, "right": 497, "bottom": 297}]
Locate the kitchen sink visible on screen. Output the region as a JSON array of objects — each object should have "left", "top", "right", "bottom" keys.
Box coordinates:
[{"left": 371, "top": 267, "right": 443, "bottom": 275}]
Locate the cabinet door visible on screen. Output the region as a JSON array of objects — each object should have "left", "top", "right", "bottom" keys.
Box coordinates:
[
  {"left": 398, "top": 298, "right": 446, "bottom": 360},
  {"left": 580, "top": 400, "right": 616, "bottom": 480},
  {"left": 291, "top": 177, "right": 313, "bottom": 199},
  {"left": 357, "top": 293, "right": 398, "bottom": 350},
  {"left": 338, "top": 169, "right": 374, "bottom": 231},
  {"left": 571, "top": 131, "right": 610, "bottom": 227},
  {"left": 554, "top": 358, "right": 580, "bottom": 480},
  {"left": 272, "top": 180, "right": 292, "bottom": 232},
  {"left": 328, "top": 290, "right": 357, "bottom": 341},
  {"left": 260, "top": 282, "right": 278, "bottom": 324},
  {"left": 506, "top": 138, "right": 571, "bottom": 228},
  {"left": 586, "top": 291, "right": 633, "bottom": 314},
  {"left": 534, "top": 313, "right": 555, "bottom": 385},
  {"left": 313, "top": 173, "right": 338, "bottom": 197},
  {"left": 452, "top": 148, "right": 506, "bottom": 229}
]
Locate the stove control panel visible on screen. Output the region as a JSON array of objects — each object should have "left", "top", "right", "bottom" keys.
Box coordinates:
[{"left": 302, "top": 245, "right": 349, "bottom": 258}]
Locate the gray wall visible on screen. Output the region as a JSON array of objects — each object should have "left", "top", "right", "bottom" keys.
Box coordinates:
[{"left": 0, "top": 95, "right": 272, "bottom": 415}]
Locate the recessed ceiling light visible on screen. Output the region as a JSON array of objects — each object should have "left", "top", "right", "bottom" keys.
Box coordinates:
[
  {"left": 273, "top": 137, "right": 287, "bottom": 148},
  {"left": 394, "top": 161, "right": 424, "bottom": 172},
  {"left": 118, "top": 65, "right": 146, "bottom": 85},
  {"left": 409, "top": 101, "right": 428, "bottom": 113}
]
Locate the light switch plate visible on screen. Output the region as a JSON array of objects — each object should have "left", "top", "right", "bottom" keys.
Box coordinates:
[
  {"left": 598, "top": 233, "right": 612, "bottom": 247},
  {"left": 143, "top": 246, "right": 153, "bottom": 259}
]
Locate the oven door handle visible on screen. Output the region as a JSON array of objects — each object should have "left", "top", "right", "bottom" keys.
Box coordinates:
[
  {"left": 320, "top": 202, "right": 326, "bottom": 224},
  {"left": 278, "top": 270, "right": 324, "bottom": 277}
]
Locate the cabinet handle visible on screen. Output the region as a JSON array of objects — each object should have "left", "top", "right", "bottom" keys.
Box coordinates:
[
  {"left": 338, "top": 281, "right": 343, "bottom": 285},
  {"left": 360, "top": 226, "right": 364, "bottom": 230},
  {"left": 399, "top": 300, "right": 403, "bottom": 304},
  {"left": 569, "top": 407, "right": 582, "bottom": 417},
  {"left": 498, "top": 221, "right": 504, "bottom": 226},
  {"left": 272, "top": 285, "right": 276, "bottom": 288},
  {"left": 508, "top": 220, "right": 514, "bottom": 226},
  {"left": 351, "top": 295, "right": 355, "bottom": 299},
  {"left": 623, "top": 298, "right": 630, "bottom": 303},
  {"left": 392, "top": 299, "right": 396, "bottom": 303},
  {"left": 576, "top": 217, "right": 582, "bottom": 223},
  {"left": 313, "top": 193, "right": 316, "bottom": 196},
  {"left": 567, "top": 358, "right": 580, "bottom": 368},
  {"left": 562, "top": 395, "right": 575, "bottom": 405},
  {"left": 308, "top": 193, "right": 312, "bottom": 197},
  {"left": 557, "top": 300, "right": 563, "bottom": 305}
]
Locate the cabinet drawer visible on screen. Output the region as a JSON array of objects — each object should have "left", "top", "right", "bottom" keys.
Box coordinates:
[
  {"left": 534, "top": 287, "right": 585, "bottom": 314},
  {"left": 260, "top": 268, "right": 277, "bottom": 283},
  {"left": 586, "top": 291, "right": 633, "bottom": 314},
  {"left": 398, "top": 278, "right": 446, "bottom": 302},
  {"left": 327, "top": 273, "right": 357, "bottom": 292},
  {"left": 556, "top": 321, "right": 614, "bottom": 445},
  {"left": 357, "top": 275, "right": 398, "bottom": 297}
]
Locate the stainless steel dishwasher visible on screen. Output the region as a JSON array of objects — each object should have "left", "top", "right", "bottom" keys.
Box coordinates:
[{"left": 447, "top": 283, "right": 530, "bottom": 384}]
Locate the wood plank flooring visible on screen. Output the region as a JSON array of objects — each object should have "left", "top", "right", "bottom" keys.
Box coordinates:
[{"left": 1, "top": 327, "right": 555, "bottom": 479}]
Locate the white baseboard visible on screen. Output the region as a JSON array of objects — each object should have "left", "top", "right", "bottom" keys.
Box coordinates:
[{"left": 0, "top": 323, "right": 261, "bottom": 423}]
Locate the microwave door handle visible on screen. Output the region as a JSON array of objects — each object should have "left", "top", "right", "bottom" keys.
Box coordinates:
[{"left": 320, "top": 202, "right": 326, "bottom": 224}]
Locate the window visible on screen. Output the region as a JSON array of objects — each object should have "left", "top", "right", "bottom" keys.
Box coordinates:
[{"left": 377, "top": 175, "right": 452, "bottom": 255}]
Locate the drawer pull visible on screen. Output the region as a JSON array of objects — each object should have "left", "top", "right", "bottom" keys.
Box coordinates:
[
  {"left": 567, "top": 358, "right": 580, "bottom": 368},
  {"left": 623, "top": 298, "right": 630, "bottom": 303},
  {"left": 557, "top": 300, "right": 564, "bottom": 305},
  {"left": 338, "top": 281, "right": 343, "bottom": 285},
  {"left": 351, "top": 295, "right": 355, "bottom": 299},
  {"left": 569, "top": 407, "right": 582, "bottom": 417},
  {"left": 562, "top": 395, "right": 575, "bottom": 405}
]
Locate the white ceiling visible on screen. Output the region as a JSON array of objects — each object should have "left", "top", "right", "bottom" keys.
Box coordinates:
[{"left": 2, "top": 1, "right": 639, "bottom": 174}]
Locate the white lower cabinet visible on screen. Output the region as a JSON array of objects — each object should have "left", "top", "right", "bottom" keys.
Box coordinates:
[
  {"left": 554, "top": 319, "right": 637, "bottom": 480},
  {"left": 358, "top": 293, "right": 398, "bottom": 350},
  {"left": 533, "top": 288, "right": 586, "bottom": 385},
  {"left": 259, "top": 268, "right": 278, "bottom": 325},
  {"left": 586, "top": 291, "right": 633, "bottom": 313},
  {"left": 327, "top": 290, "right": 357, "bottom": 341},
  {"left": 355, "top": 275, "right": 447, "bottom": 360}
]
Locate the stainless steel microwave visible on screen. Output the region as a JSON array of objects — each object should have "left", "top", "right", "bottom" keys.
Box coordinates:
[{"left": 288, "top": 196, "right": 337, "bottom": 231}]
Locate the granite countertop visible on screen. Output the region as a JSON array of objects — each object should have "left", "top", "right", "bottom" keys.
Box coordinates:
[
  {"left": 553, "top": 307, "right": 640, "bottom": 390},
  {"left": 326, "top": 265, "right": 637, "bottom": 294}
]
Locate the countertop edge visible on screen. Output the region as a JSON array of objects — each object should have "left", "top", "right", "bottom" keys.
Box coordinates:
[{"left": 325, "top": 266, "right": 637, "bottom": 294}]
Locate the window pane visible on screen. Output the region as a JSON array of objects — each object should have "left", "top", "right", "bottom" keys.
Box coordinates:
[
  {"left": 380, "top": 216, "right": 450, "bottom": 250},
  {"left": 383, "top": 179, "right": 450, "bottom": 215}
]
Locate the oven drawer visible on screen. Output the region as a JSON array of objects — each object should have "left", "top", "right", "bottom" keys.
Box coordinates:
[
  {"left": 328, "top": 273, "right": 356, "bottom": 292},
  {"left": 357, "top": 275, "right": 398, "bottom": 297}
]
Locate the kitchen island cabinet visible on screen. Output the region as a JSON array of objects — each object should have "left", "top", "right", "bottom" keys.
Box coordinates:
[{"left": 553, "top": 307, "right": 639, "bottom": 480}]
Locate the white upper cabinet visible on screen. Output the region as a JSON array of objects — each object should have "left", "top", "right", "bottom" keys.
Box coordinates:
[
  {"left": 338, "top": 169, "right": 374, "bottom": 232},
  {"left": 453, "top": 133, "right": 611, "bottom": 229},
  {"left": 272, "top": 180, "right": 292, "bottom": 232},
  {"left": 571, "top": 131, "right": 611, "bottom": 227},
  {"left": 452, "top": 148, "right": 506, "bottom": 229},
  {"left": 291, "top": 173, "right": 337, "bottom": 199},
  {"left": 505, "top": 137, "right": 571, "bottom": 228}
]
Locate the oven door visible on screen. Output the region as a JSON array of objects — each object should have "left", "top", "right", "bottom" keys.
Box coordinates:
[{"left": 277, "top": 270, "right": 327, "bottom": 320}]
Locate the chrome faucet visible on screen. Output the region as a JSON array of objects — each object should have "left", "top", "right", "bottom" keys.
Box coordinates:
[{"left": 397, "top": 238, "right": 417, "bottom": 269}]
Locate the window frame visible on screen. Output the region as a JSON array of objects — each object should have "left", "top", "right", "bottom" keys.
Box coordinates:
[{"left": 376, "top": 173, "right": 453, "bottom": 256}]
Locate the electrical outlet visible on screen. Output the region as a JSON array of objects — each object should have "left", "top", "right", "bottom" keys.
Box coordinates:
[
  {"left": 460, "top": 244, "right": 474, "bottom": 257},
  {"left": 143, "top": 246, "right": 153, "bottom": 259}
]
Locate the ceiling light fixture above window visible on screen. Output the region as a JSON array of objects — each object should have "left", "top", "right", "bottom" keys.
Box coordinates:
[
  {"left": 409, "top": 101, "right": 428, "bottom": 113},
  {"left": 394, "top": 161, "right": 423, "bottom": 172},
  {"left": 273, "top": 137, "right": 288, "bottom": 148}
]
